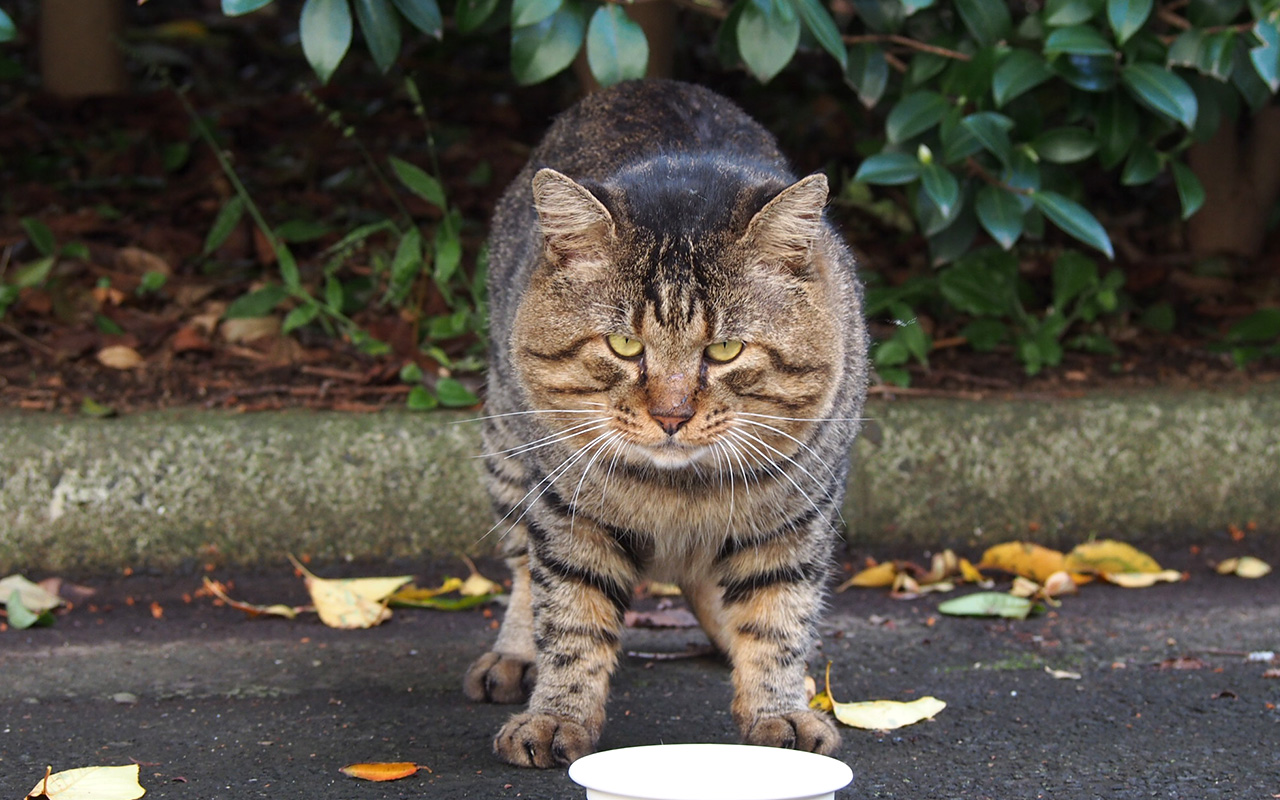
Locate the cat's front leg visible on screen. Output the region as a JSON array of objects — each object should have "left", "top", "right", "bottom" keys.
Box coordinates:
[
  {"left": 718, "top": 566, "right": 840, "bottom": 755},
  {"left": 463, "top": 549, "right": 537, "bottom": 704},
  {"left": 492, "top": 523, "right": 638, "bottom": 767}
]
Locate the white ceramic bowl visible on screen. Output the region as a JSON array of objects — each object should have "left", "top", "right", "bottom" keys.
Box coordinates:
[{"left": 568, "top": 743, "right": 853, "bottom": 800}]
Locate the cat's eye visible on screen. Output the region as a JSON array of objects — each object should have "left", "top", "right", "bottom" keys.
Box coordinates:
[
  {"left": 704, "top": 340, "right": 744, "bottom": 363},
  {"left": 606, "top": 334, "right": 644, "bottom": 358}
]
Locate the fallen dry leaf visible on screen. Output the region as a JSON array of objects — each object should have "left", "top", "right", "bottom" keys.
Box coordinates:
[
  {"left": 26, "top": 764, "right": 146, "bottom": 800},
  {"left": 288, "top": 555, "right": 412, "bottom": 629},
  {"left": 0, "top": 575, "right": 64, "bottom": 613},
  {"left": 96, "top": 345, "right": 145, "bottom": 370},
  {"left": 1044, "top": 666, "right": 1082, "bottom": 680},
  {"left": 832, "top": 696, "right": 947, "bottom": 730},
  {"left": 202, "top": 577, "right": 303, "bottom": 620},
  {"left": 1103, "top": 569, "right": 1184, "bottom": 588},
  {"left": 339, "top": 762, "right": 425, "bottom": 782},
  {"left": 838, "top": 560, "right": 897, "bottom": 591},
  {"left": 1064, "top": 540, "right": 1161, "bottom": 576},
  {"left": 978, "top": 541, "right": 1069, "bottom": 583},
  {"left": 1216, "top": 556, "right": 1272, "bottom": 579},
  {"left": 220, "top": 316, "right": 281, "bottom": 344},
  {"left": 116, "top": 246, "right": 172, "bottom": 276},
  {"left": 458, "top": 555, "right": 503, "bottom": 597}
]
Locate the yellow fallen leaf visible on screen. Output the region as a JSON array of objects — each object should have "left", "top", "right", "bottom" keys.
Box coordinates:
[
  {"left": 1103, "top": 569, "right": 1184, "bottom": 588},
  {"left": 0, "top": 575, "right": 64, "bottom": 613},
  {"left": 832, "top": 696, "right": 947, "bottom": 730},
  {"left": 458, "top": 555, "right": 503, "bottom": 597},
  {"left": 27, "top": 764, "right": 145, "bottom": 800},
  {"left": 96, "top": 345, "right": 145, "bottom": 370},
  {"left": 202, "top": 577, "right": 302, "bottom": 619},
  {"left": 837, "top": 560, "right": 897, "bottom": 591},
  {"left": 1064, "top": 540, "right": 1161, "bottom": 576},
  {"left": 818, "top": 661, "right": 944, "bottom": 730},
  {"left": 978, "top": 541, "right": 1067, "bottom": 583},
  {"left": 1216, "top": 556, "right": 1272, "bottom": 579},
  {"left": 1042, "top": 571, "right": 1079, "bottom": 597},
  {"left": 388, "top": 577, "right": 464, "bottom": 603},
  {"left": 919, "top": 550, "right": 959, "bottom": 584},
  {"left": 288, "top": 555, "right": 412, "bottom": 630},
  {"left": 958, "top": 558, "right": 985, "bottom": 584},
  {"left": 339, "top": 762, "right": 424, "bottom": 782}
]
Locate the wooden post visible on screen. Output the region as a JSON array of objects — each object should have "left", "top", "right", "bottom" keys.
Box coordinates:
[{"left": 40, "top": 0, "right": 126, "bottom": 97}]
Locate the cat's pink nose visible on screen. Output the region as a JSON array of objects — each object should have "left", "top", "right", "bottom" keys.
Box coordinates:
[{"left": 649, "top": 408, "right": 693, "bottom": 435}]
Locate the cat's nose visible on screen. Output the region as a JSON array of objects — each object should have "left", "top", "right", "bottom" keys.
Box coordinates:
[{"left": 649, "top": 407, "right": 693, "bottom": 436}]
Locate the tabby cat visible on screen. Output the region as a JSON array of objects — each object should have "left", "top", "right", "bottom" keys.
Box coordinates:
[{"left": 463, "top": 79, "right": 869, "bottom": 768}]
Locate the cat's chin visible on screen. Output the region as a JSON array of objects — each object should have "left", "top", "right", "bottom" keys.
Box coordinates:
[{"left": 633, "top": 440, "right": 715, "bottom": 470}]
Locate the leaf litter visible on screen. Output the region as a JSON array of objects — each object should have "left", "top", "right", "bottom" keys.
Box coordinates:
[
  {"left": 810, "top": 663, "right": 945, "bottom": 731},
  {"left": 25, "top": 764, "right": 146, "bottom": 800}
]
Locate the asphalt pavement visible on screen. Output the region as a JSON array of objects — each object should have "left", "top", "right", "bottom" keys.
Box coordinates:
[{"left": 2, "top": 548, "right": 1278, "bottom": 800}]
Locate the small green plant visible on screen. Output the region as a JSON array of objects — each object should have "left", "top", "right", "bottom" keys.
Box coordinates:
[
  {"left": 1215, "top": 308, "right": 1280, "bottom": 367},
  {"left": 0, "top": 218, "right": 89, "bottom": 319},
  {"left": 182, "top": 70, "right": 485, "bottom": 409}
]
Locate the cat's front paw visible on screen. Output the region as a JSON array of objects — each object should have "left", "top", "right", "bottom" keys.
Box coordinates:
[
  {"left": 463, "top": 651, "right": 537, "bottom": 704},
  {"left": 493, "top": 712, "right": 597, "bottom": 768},
  {"left": 743, "top": 710, "right": 841, "bottom": 755}
]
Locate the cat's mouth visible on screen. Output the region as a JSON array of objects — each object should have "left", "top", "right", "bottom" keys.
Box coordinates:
[{"left": 633, "top": 437, "right": 713, "bottom": 469}]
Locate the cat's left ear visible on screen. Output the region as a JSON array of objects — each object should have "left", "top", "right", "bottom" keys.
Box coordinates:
[
  {"left": 532, "top": 168, "right": 616, "bottom": 268},
  {"left": 741, "top": 173, "right": 828, "bottom": 272}
]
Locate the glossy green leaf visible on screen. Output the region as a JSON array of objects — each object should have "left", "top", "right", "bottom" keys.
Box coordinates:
[
  {"left": 354, "top": 0, "right": 401, "bottom": 71},
  {"left": 1198, "top": 31, "right": 1237, "bottom": 81},
  {"left": 1032, "top": 126, "right": 1098, "bottom": 163},
  {"left": 390, "top": 156, "right": 446, "bottom": 208},
  {"left": 282, "top": 302, "right": 322, "bottom": 333},
  {"left": 851, "top": 0, "right": 904, "bottom": 33},
  {"left": 300, "top": 0, "right": 353, "bottom": 84},
  {"left": 1031, "top": 190, "right": 1114, "bottom": 258},
  {"left": 436, "top": 376, "right": 480, "bottom": 407},
  {"left": 5, "top": 590, "right": 54, "bottom": 629},
  {"left": 1167, "top": 29, "right": 1205, "bottom": 69},
  {"left": 885, "top": 90, "right": 949, "bottom": 143},
  {"left": 795, "top": 0, "right": 847, "bottom": 69},
  {"left": 853, "top": 152, "right": 921, "bottom": 184},
  {"left": 954, "top": 0, "right": 1011, "bottom": 47},
  {"left": 1225, "top": 309, "right": 1280, "bottom": 343},
  {"left": 203, "top": 196, "right": 246, "bottom": 256},
  {"left": 1095, "top": 92, "right": 1139, "bottom": 167},
  {"left": 846, "top": 43, "right": 889, "bottom": 107},
  {"left": 223, "top": 0, "right": 274, "bottom": 14},
  {"left": 456, "top": 0, "right": 500, "bottom": 32},
  {"left": 12, "top": 256, "right": 54, "bottom": 289},
  {"left": 406, "top": 385, "right": 439, "bottom": 410},
  {"left": 0, "top": 9, "right": 16, "bottom": 41},
  {"left": 1045, "top": 0, "right": 1103, "bottom": 26},
  {"left": 225, "top": 285, "right": 289, "bottom": 319},
  {"left": 1052, "top": 251, "right": 1098, "bottom": 309},
  {"left": 1122, "top": 62, "right": 1197, "bottom": 128},
  {"left": 1251, "top": 18, "right": 1280, "bottom": 91},
  {"left": 975, "top": 185, "right": 1024, "bottom": 250},
  {"left": 512, "top": 0, "right": 560, "bottom": 27},
  {"left": 939, "top": 109, "right": 984, "bottom": 163},
  {"left": 1169, "top": 160, "right": 1205, "bottom": 219},
  {"left": 919, "top": 162, "right": 960, "bottom": 218},
  {"left": 992, "top": 50, "right": 1055, "bottom": 106},
  {"left": 738, "top": 0, "right": 801, "bottom": 83},
  {"left": 938, "top": 251, "right": 1018, "bottom": 316},
  {"left": 1106, "top": 0, "right": 1151, "bottom": 44},
  {"left": 434, "top": 225, "right": 462, "bottom": 286},
  {"left": 586, "top": 5, "right": 649, "bottom": 87},
  {"left": 511, "top": 2, "right": 585, "bottom": 85},
  {"left": 1044, "top": 25, "right": 1114, "bottom": 56},
  {"left": 1121, "top": 142, "right": 1161, "bottom": 185},
  {"left": 20, "top": 217, "right": 56, "bottom": 256},
  {"left": 961, "top": 112, "right": 1015, "bottom": 165},
  {"left": 391, "top": 0, "right": 442, "bottom": 36}
]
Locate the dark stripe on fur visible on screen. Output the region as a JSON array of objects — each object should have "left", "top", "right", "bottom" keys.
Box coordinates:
[
  {"left": 720, "top": 561, "right": 826, "bottom": 605},
  {"left": 536, "top": 552, "right": 633, "bottom": 617},
  {"left": 521, "top": 336, "right": 597, "bottom": 362},
  {"left": 715, "top": 504, "right": 821, "bottom": 562}
]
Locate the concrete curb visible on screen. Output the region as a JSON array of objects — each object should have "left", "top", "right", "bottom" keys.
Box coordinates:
[{"left": 2, "top": 385, "right": 1277, "bottom": 573}]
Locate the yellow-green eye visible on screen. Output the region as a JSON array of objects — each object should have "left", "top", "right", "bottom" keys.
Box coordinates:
[
  {"left": 606, "top": 334, "right": 644, "bottom": 358},
  {"left": 704, "top": 340, "right": 744, "bottom": 363}
]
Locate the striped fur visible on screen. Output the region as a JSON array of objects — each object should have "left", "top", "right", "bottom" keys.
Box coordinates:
[{"left": 462, "top": 80, "right": 868, "bottom": 768}]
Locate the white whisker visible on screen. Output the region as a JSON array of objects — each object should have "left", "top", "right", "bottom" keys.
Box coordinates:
[{"left": 479, "top": 419, "right": 610, "bottom": 459}]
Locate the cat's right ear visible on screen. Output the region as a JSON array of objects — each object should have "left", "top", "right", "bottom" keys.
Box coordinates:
[{"left": 532, "top": 168, "right": 616, "bottom": 268}]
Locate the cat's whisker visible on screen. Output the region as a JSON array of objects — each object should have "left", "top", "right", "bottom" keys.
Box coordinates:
[
  {"left": 570, "top": 431, "right": 626, "bottom": 535},
  {"left": 480, "top": 429, "right": 618, "bottom": 543},
  {"left": 734, "top": 418, "right": 842, "bottom": 486},
  {"left": 736, "top": 411, "right": 872, "bottom": 424},
  {"left": 480, "top": 419, "right": 611, "bottom": 459},
  {"left": 460, "top": 407, "right": 607, "bottom": 424},
  {"left": 725, "top": 429, "right": 826, "bottom": 516}
]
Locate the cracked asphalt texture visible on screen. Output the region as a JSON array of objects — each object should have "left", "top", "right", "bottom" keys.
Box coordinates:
[{"left": 2, "top": 545, "right": 1278, "bottom": 800}]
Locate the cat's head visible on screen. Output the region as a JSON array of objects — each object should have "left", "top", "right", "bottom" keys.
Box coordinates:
[{"left": 510, "top": 161, "right": 849, "bottom": 471}]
